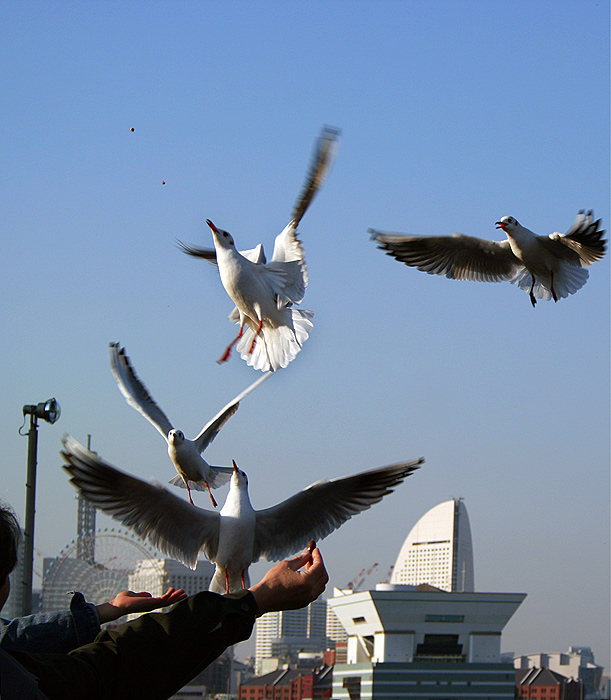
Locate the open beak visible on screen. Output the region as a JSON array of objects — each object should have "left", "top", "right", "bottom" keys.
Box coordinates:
[
  {"left": 206, "top": 219, "right": 218, "bottom": 233},
  {"left": 495, "top": 221, "right": 506, "bottom": 230}
]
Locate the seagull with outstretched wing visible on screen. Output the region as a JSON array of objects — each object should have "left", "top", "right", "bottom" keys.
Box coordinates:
[
  {"left": 109, "top": 342, "right": 272, "bottom": 507},
  {"left": 62, "top": 434, "right": 422, "bottom": 594},
  {"left": 370, "top": 210, "right": 605, "bottom": 306},
  {"left": 178, "top": 126, "right": 340, "bottom": 370}
]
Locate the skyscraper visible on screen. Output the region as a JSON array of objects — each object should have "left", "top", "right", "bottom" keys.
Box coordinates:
[
  {"left": 390, "top": 498, "right": 474, "bottom": 591},
  {"left": 255, "top": 598, "right": 328, "bottom": 674},
  {"left": 127, "top": 558, "right": 214, "bottom": 619}
]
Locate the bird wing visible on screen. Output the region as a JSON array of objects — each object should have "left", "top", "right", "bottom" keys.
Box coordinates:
[
  {"left": 291, "top": 126, "right": 340, "bottom": 227},
  {"left": 269, "top": 126, "right": 340, "bottom": 289},
  {"left": 542, "top": 210, "right": 606, "bottom": 266},
  {"left": 109, "top": 343, "right": 174, "bottom": 440},
  {"left": 178, "top": 240, "right": 266, "bottom": 266},
  {"left": 252, "top": 458, "right": 423, "bottom": 562},
  {"left": 370, "top": 229, "right": 521, "bottom": 282},
  {"left": 61, "top": 435, "right": 220, "bottom": 569},
  {"left": 176, "top": 240, "right": 219, "bottom": 266},
  {"left": 193, "top": 371, "right": 274, "bottom": 449},
  {"left": 244, "top": 256, "right": 307, "bottom": 308},
  {"left": 239, "top": 244, "right": 267, "bottom": 264}
]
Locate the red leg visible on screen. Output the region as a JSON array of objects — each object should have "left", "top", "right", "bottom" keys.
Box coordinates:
[
  {"left": 206, "top": 482, "right": 218, "bottom": 508},
  {"left": 248, "top": 319, "right": 263, "bottom": 355},
  {"left": 218, "top": 325, "right": 244, "bottom": 364},
  {"left": 241, "top": 570, "right": 246, "bottom": 589},
  {"left": 225, "top": 570, "right": 230, "bottom": 594},
  {"left": 187, "top": 483, "right": 195, "bottom": 506}
]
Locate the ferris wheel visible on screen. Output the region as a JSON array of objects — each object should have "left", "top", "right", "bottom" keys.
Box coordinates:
[{"left": 41, "top": 527, "right": 166, "bottom": 626}]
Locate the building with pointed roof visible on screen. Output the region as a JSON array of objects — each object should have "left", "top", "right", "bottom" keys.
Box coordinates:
[
  {"left": 390, "top": 498, "right": 474, "bottom": 591},
  {"left": 515, "top": 667, "right": 584, "bottom": 699}
]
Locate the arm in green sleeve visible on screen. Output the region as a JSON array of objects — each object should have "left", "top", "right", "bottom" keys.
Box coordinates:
[{"left": 10, "top": 589, "right": 258, "bottom": 700}]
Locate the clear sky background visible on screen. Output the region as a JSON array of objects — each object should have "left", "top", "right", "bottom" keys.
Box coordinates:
[{"left": 2, "top": 0, "right": 609, "bottom": 667}]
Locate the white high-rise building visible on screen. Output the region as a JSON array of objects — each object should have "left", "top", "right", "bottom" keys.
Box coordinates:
[
  {"left": 254, "top": 598, "right": 327, "bottom": 674},
  {"left": 127, "top": 558, "right": 214, "bottom": 619},
  {"left": 326, "top": 598, "right": 349, "bottom": 645},
  {"left": 391, "top": 498, "right": 474, "bottom": 591}
]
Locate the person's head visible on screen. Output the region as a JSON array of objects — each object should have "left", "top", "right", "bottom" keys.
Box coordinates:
[{"left": 0, "top": 503, "right": 20, "bottom": 611}]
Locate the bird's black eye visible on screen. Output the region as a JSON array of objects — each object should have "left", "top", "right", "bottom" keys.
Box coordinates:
[{"left": 223, "top": 231, "right": 229, "bottom": 238}]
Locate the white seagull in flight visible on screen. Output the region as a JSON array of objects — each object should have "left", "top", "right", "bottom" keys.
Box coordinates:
[
  {"left": 178, "top": 126, "right": 340, "bottom": 370},
  {"left": 61, "top": 434, "right": 422, "bottom": 594},
  {"left": 109, "top": 342, "right": 272, "bottom": 507},
  {"left": 370, "top": 210, "right": 606, "bottom": 306}
]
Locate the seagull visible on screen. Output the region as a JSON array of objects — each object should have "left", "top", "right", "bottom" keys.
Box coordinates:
[
  {"left": 178, "top": 126, "right": 340, "bottom": 370},
  {"left": 370, "top": 210, "right": 606, "bottom": 306},
  {"left": 61, "top": 434, "right": 422, "bottom": 594},
  {"left": 109, "top": 342, "right": 272, "bottom": 507}
]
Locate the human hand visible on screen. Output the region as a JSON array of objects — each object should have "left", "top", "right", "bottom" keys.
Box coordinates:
[
  {"left": 249, "top": 541, "right": 328, "bottom": 616},
  {"left": 96, "top": 587, "right": 187, "bottom": 623}
]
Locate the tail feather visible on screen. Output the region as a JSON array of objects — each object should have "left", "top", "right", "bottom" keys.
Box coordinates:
[
  {"left": 168, "top": 471, "right": 232, "bottom": 491},
  {"left": 512, "top": 265, "right": 589, "bottom": 300},
  {"left": 236, "top": 309, "right": 314, "bottom": 371}
]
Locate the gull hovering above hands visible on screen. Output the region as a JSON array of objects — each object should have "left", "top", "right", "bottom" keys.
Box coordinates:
[
  {"left": 370, "top": 210, "right": 606, "bottom": 306},
  {"left": 109, "top": 342, "right": 272, "bottom": 507},
  {"left": 61, "top": 434, "right": 422, "bottom": 594},
  {"left": 178, "top": 126, "right": 340, "bottom": 370}
]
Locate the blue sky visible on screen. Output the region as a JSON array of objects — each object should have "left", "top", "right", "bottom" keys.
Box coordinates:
[{"left": 1, "top": 1, "right": 609, "bottom": 666}]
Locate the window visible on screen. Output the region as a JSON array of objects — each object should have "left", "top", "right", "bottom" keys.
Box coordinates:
[{"left": 343, "top": 676, "right": 361, "bottom": 700}]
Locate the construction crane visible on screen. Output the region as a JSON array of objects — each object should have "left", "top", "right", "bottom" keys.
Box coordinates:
[
  {"left": 345, "top": 563, "right": 379, "bottom": 592},
  {"left": 381, "top": 564, "right": 394, "bottom": 584}
]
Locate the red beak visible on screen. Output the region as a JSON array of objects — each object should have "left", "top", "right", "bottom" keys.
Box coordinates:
[
  {"left": 232, "top": 459, "right": 238, "bottom": 473},
  {"left": 495, "top": 221, "right": 506, "bottom": 230},
  {"left": 206, "top": 219, "right": 218, "bottom": 233}
]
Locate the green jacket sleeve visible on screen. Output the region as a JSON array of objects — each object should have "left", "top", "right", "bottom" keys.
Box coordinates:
[{"left": 10, "top": 589, "right": 259, "bottom": 700}]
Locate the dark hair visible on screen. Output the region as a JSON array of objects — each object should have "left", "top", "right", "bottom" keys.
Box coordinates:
[{"left": 0, "top": 503, "right": 20, "bottom": 585}]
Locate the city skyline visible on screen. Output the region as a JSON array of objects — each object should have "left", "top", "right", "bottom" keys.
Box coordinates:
[{"left": 1, "top": 0, "right": 608, "bottom": 671}]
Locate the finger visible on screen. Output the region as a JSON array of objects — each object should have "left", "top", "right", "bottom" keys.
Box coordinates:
[
  {"left": 304, "top": 541, "right": 316, "bottom": 570},
  {"left": 308, "top": 549, "right": 328, "bottom": 586},
  {"left": 287, "top": 548, "right": 313, "bottom": 571}
]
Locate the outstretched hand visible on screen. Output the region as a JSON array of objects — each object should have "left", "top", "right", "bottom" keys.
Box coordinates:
[
  {"left": 96, "top": 587, "right": 187, "bottom": 623},
  {"left": 249, "top": 541, "right": 328, "bottom": 616}
]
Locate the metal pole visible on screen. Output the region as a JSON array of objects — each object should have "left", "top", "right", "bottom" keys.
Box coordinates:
[{"left": 22, "top": 413, "right": 38, "bottom": 616}]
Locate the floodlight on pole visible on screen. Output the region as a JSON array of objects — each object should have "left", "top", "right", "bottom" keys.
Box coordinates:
[{"left": 20, "top": 398, "right": 61, "bottom": 616}]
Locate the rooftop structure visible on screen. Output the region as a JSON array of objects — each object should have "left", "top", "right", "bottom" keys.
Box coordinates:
[{"left": 328, "top": 583, "right": 525, "bottom": 699}]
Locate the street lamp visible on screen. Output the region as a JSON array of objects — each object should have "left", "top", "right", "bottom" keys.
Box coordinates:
[{"left": 20, "top": 398, "right": 61, "bottom": 616}]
